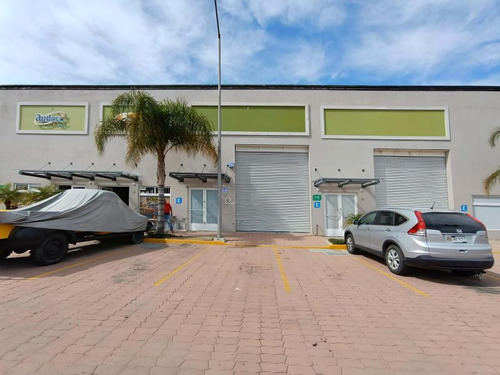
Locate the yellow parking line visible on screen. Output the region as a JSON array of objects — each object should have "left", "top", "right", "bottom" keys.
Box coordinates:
[
  {"left": 154, "top": 247, "right": 207, "bottom": 286},
  {"left": 28, "top": 253, "right": 113, "bottom": 280},
  {"left": 146, "top": 238, "right": 228, "bottom": 246},
  {"left": 356, "top": 258, "right": 428, "bottom": 297},
  {"left": 273, "top": 247, "right": 291, "bottom": 293}
]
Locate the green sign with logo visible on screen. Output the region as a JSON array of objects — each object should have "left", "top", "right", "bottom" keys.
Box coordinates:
[
  {"left": 313, "top": 194, "right": 322, "bottom": 201},
  {"left": 17, "top": 103, "right": 89, "bottom": 134}
]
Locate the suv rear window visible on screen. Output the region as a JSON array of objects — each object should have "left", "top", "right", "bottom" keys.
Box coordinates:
[{"left": 421, "top": 212, "right": 483, "bottom": 233}]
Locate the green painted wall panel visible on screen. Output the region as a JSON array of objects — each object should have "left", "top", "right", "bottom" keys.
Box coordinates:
[
  {"left": 324, "top": 109, "right": 446, "bottom": 137},
  {"left": 193, "top": 105, "right": 306, "bottom": 133},
  {"left": 18, "top": 104, "right": 87, "bottom": 133},
  {"left": 102, "top": 105, "right": 113, "bottom": 120}
]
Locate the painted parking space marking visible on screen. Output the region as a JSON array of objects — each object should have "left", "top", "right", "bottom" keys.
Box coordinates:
[
  {"left": 356, "top": 258, "right": 429, "bottom": 297},
  {"left": 273, "top": 247, "right": 291, "bottom": 293},
  {"left": 28, "top": 243, "right": 160, "bottom": 280},
  {"left": 154, "top": 247, "right": 208, "bottom": 286},
  {"left": 309, "top": 249, "right": 348, "bottom": 256},
  {"left": 28, "top": 253, "right": 114, "bottom": 280}
]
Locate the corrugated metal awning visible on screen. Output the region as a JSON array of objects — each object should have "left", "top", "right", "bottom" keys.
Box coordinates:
[
  {"left": 19, "top": 170, "right": 139, "bottom": 181},
  {"left": 169, "top": 172, "right": 230, "bottom": 183},
  {"left": 314, "top": 178, "right": 380, "bottom": 188}
]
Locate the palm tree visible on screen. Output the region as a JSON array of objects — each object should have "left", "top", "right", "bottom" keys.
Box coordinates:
[
  {"left": 343, "top": 213, "right": 363, "bottom": 228},
  {"left": 21, "top": 184, "right": 60, "bottom": 205},
  {"left": 484, "top": 128, "right": 500, "bottom": 195},
  {"left": 0, "top": 183, "right": 23, "bottom": 210},
  {"left": 95, "top": 90, "right": 216, "bottom": 234}
]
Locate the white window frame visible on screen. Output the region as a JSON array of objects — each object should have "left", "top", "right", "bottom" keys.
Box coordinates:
[{"left": 14, "top": 183, "right": 41, "bottom": 191}]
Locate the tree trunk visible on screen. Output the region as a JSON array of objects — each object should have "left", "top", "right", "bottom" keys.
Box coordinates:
[
  {"left": 156, "top": 152, "right": 166, "bottom": 234},
  {"left": 4, "top": 200, "right": 11, "bottom": 210}
]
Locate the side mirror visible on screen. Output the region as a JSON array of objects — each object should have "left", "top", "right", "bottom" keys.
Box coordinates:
[{"left": 353, "top": 219, "right": 360, "bottom": 225}]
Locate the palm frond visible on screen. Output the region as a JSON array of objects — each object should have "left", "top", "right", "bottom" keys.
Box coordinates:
[
  {"left": 489, "top": 127, "right": 500, "bottom": 148},
  {"left": 483, "top": 168, "right": 500, "bottom": 195},
  {"left": 162, "top": 99, "right": 217, "bottom": 164}
]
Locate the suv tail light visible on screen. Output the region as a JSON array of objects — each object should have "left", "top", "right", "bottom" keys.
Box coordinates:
[
  {"left": 408, "top": 211, "right": 426, "bottom": 236},
  {"left": 466, "top": 213, "right": 488, "bottom": 237}
]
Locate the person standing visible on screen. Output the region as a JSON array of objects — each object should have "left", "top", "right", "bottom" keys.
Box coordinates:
[{"left": 163, "top": 199, "right": 174, "bottom": 233}]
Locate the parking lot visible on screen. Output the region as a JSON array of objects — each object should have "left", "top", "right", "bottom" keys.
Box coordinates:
[{"left": 1, "top": 235, "right": 500, "bottom": 375}]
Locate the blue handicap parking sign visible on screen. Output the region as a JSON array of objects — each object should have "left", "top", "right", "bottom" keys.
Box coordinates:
[
  {"left": 461, "top": 204, "right": 467, "bottom": 212},
  {"left": 175, "top": 197, "right": 182, "bottom": 204},
  {"left": 314, "top": 202, "right": 321, "bottom": 208}
]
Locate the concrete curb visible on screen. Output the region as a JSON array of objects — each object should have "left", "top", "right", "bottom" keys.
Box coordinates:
[{"left": 144, "top": 237, "right": 346, "bottom": 250}]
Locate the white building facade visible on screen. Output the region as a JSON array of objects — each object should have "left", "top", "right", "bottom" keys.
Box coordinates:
[{"left": 1, "top": 85, "right": 500, "bottom": 238}]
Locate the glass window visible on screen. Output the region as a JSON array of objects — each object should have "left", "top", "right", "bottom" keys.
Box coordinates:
[
  {"left": 421, "top": 212, "right": 483, "bottom": 233},
  {"left": 359, "top": 211, "right": 377, "bottom": 225},
  {"left": 395, "top": 213, "right": 408, "bottom": 226},
  {"left": 14, "top": 183, "right": 41, "bottom": 191},
  {"left": 139, "top": 186, "right": 171, "bottom": 218},
  {"left": 374, "top": 211, "right": 395, "bottom": 226}
]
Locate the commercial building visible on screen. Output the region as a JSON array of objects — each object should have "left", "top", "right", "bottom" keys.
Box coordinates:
[{"left": 1, "top": 85, "right": 499, "bottom": 238}]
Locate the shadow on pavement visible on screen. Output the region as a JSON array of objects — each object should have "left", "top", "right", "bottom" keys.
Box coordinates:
[
  {"left": 354, "top": 251, "right": 500, "bottom": 288},
  {"left": 0, "top": 240, "right": 168, "bottom": 279}
]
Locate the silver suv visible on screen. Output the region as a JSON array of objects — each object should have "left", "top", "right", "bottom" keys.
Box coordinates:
[{"left": 344, "top": 209, "right": 494, "bottom": 275}]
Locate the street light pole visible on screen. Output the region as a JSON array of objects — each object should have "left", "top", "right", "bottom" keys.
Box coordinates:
[{"left": 214, "top": 0, "right": 224, "bottom": 241}]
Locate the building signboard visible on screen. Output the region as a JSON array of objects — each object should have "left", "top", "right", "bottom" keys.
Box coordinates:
[{"left": 17, "top": 103, "right": 89, "bottom": 134}]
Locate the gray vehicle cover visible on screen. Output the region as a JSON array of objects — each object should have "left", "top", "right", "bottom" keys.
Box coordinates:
[{"left": 0, "top": 189, "right": 147, "bottom": 232}]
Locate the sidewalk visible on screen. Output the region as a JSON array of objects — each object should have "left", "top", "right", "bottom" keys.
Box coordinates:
[
  {"left": 148, "top": 231, "right": 336, "bottom": 248},
  {"left": 152, "top": 231, "right": 500, "bottom": 251}
]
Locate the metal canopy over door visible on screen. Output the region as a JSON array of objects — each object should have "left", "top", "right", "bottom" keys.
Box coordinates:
[
  {"left": 236, "top": 150, "right": 310, "bottom": 232},
  {"left": 325, "top": 194, "right": 356, "bottom": 237},
  {"left": 374, "top": 155, "right": 449, "bottom": 209},
  {"left": 190, "top": 189, "right": 218, "bottom": 231}
]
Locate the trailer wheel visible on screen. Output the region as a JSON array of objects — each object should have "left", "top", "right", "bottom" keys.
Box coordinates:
[
  {"left": 31, "top": 233, "right": 68, "bottom": 266},
  {"left": 0, "top": 249, "right": 12, "bottom": 260},
  {"left": 131, "top": 231, "right": 144, "bottom": 244}
]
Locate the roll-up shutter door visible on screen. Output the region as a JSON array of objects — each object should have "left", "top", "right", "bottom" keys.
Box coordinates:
[
  {"left": 374, "top": 156, "right": 449, "bottom": 209},
  {"left": 236, "top": 151, "right": 310, "bottom": 232}
]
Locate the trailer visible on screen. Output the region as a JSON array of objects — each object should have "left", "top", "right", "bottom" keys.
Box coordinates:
[{"left": 0, "top": 189, "right": 148, "bottom": 266}]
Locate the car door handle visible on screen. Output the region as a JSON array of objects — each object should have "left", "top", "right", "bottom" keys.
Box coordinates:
[{"left": 385, "top": 228, "right": 392, "bottom": 232}]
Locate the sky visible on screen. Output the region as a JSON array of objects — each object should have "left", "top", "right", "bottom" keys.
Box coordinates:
[{"left": 0, "top": 0, "right": 499, "bottom": 86}]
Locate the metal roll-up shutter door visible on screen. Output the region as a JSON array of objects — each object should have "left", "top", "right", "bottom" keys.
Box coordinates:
[
  {"left": 374, "top": 156, "right": 449, "bottom": 209},
  {"left": 236, "top": 151, "right": 310, "bottom": 232}
]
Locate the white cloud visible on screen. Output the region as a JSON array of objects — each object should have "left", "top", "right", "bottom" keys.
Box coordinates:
[
  {"left": 344, "top": 27, "right": 469, "bottom": 76},
  {"left": 0, "top": 0, "right": 498, "bottom": 85},
  {"left": 340, "top": 0, "right": 500, "bottom": 83},
  {"left": 222, "top": 0, "right": 347, "bottom": 29}
]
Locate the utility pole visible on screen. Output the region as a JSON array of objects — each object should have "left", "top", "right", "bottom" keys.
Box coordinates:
[{"left": 214, "top": 0, "right": 224, "bottom": 241}]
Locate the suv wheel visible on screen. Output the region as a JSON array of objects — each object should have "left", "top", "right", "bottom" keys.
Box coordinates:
[
  {"left": 31, "top": 233, "right": 68, "bottom": 266},
  {"left": 385, "top": 244, "right": 408, "bottom": 275},
  {"left": 345, "top": 234, "right": 358, "bottom": 254}
]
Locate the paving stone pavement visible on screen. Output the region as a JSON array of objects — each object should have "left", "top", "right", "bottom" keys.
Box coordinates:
[{"left": 0, "top": 234, "right": 499, "bottom": 375}]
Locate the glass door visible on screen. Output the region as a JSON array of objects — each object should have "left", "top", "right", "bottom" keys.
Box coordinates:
[
  {"left": 190, "top": 189, "right": 218, "bottom": 231},
  {"left": 325, "top": 194, "right": 356, "bottom": 236}
]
